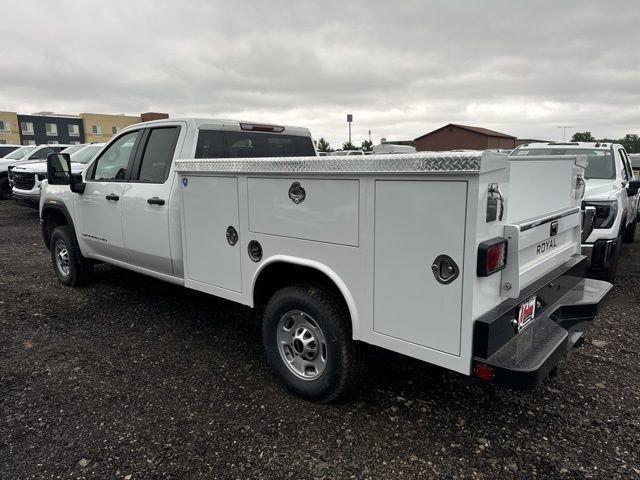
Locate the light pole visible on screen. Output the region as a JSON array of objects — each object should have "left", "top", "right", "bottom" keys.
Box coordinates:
[
  {"left": 557, "top": 125, "right": 574, "bottom": 142},
  {"left": 347, "top": 114, "right": 353, "bottom": 145}
]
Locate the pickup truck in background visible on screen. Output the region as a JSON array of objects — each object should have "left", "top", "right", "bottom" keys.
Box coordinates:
[
  {"left": 40, "top": 118, "right": 611, "bottom": 403},
  {"left": 2, "top": 144, "right": 72, "bottom": 199},
  {"left": 510, "top": 142, "right": 640, "bottom": 282},
  {"left": 10, "top": 143, "right": 105, "bottom": 208}
]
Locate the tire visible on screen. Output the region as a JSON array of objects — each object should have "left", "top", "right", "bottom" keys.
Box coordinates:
[
  {"left": 622, "top": 219, "right": 637, "bottom": 243},
  {"left": 262, "top": 284, "right": 363, "bottom": 403},
  {"left": 50, "top": 225, "right": 93, "bottom": 287},
  {"left": 0, "top": 175, "right": 10, "bottom": 200}
]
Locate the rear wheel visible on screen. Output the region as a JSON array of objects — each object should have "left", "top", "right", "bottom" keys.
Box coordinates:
[
  {"left": 50, "top": 225, "right": 93, "bottom": 287},
  {"left": 0, "top": 175, "right": 10, "bottom": 199},
  {"left": 622, "top": 219, "right": 637, "bottom": 243},
  {"left": 262, "top": 285, "right": 362, "bottom": 403}
]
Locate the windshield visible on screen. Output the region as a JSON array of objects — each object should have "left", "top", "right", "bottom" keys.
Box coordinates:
[
  {"left": 4, "top": 145, "right": 35, "bottom": 160},
  {"left": 61, "top": 144, "right": 87, "bottom": 156},
  {"left": 514, "top": 148, "right": 615, "bottom": 180},
  {"left": 70, "top": 145, "right": 103, "bottom": 164},
  {"left": 329, "top": 151, "right": 349, "bottom": 156}
]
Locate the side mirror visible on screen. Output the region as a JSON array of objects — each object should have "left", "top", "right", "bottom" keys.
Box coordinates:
[
  {"left": 46, "top": 152, "right": 86, "bottom": 193},
  {"left": 627, "top": 179, "right": 640, "bottom": 197},
  {"left": 46, "top": 153, "right": 71, "bottom": 185}
]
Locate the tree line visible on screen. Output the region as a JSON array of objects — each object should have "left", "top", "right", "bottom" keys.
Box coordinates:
[
  {"left": 315, "top": 138, "right": 373, "bottom": 153},
  {"left": 571, "top": 132, "right": 640, "bottom": 154}
]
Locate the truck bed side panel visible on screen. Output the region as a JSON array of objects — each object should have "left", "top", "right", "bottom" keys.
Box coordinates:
[
  {"left": 247, "top": 177, "right": 359, "bottom": 247},
  {"left": 373, "top": 180, "right": 467, "bottom": 356},
  {"left": 182, "top": 176, "right": 242, "bottom": 293}
]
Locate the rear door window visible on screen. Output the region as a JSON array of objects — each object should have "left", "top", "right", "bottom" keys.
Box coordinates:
[
  {"left": 195, "top": 130, "right": 315, "bottom": 158},
  {"left": 136, "top": 127, "right": 180, "bottom": 183}
]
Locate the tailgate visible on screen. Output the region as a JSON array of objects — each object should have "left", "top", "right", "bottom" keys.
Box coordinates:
[{"left": 500, "top": 208, "right": 582, "bottom": 297}]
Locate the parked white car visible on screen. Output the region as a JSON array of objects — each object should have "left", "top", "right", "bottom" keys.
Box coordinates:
[
  {"left": 1, "top": 145, "right": 38, "bottom": 197},
  {"left": 40, "top": 118, "right": 611, "bottom": 402},
  {"left": 0, "top": 144, "right": 21, "bottom": 158},
  {"left": 510, "top": 142, "right": 640, "bottom": 281},
  {"left": 630, "top": 153, "right": 640, "bottom": 176},
  {"left": 329, "top": 150, "right": 365, "bottom": 156},
  {"left": 10, "top": 144, "right": 105, "bottom": 208},
  {"left": 372, "top": 144, "right": 416, "bottom": 154}
]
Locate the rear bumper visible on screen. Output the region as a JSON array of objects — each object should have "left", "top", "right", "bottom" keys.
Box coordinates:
[{"left": 473, "top": 256, "right": 612, "bottom": 389}]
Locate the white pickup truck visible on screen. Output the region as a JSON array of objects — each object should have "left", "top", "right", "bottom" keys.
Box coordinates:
[
  {"left": 511, "top": 142, "right": 640, "bottom": 282},
  {"left": 41, "top": 118, "right": 611, "bottom": 402}
]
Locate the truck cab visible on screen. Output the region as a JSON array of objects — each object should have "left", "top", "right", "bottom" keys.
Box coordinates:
[
  {"left": 40, "top": 118, "right": 316, "bottom": 277},
  {"left": 510, "top": 142, "right": 640, "bottom": 281}
]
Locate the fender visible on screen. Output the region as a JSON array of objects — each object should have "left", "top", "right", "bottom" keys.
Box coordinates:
[
  {"left": 251, "top": 254, "right": 362, "bottom": 340},
  {"left": 40, "top": 199, "right": 76, "bottom": 250},
  {"left": 41, "top": 198, "right": 74, "bottom": 228}
]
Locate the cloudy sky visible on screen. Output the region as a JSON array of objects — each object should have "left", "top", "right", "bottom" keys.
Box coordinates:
[{"left": 2, "top": 0, "right": 639, "bottom": 147}]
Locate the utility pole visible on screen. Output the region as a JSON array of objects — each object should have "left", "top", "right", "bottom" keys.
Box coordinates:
[
  {"left": 347, "top": 114, "right": 353, "bottom": 145},
  {"left": 557, "top": 125, "right": 574, "bottom": 142},
  {"left": 368, "top": 129, "right": 371, "bottom": 143}
]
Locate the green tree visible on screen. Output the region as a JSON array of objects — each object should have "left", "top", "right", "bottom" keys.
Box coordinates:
[
  {"left": 316, "top": 137, "right": 331, "bottom": 152},
  {"left": 342, "top": 141, "right": 357, "bottom": 150},
  {"left": 361, "top": 140, "right": 373, "bottom": 152},
  {"left": 571, "top": 132, "right": 595, "bottom": 142},
  {"left": 620, "top": 134, "right": 640, "bottom": 154}
]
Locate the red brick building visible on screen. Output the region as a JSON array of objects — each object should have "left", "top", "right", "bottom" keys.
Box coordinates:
[{"left": 414, "top": 123, "right": 516, "bottom": 151}]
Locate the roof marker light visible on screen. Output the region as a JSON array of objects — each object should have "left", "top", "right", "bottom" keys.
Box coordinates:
[{"left": 240, "top": 123, "right": 285, "bottom": 133}]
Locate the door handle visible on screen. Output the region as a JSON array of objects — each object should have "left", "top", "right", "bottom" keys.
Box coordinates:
[
  {"left": 105, "top": 194, "right": 120, "bottom": 201},
  {"left": 147, "top": 197, "right": 165, "bottom": 206}
]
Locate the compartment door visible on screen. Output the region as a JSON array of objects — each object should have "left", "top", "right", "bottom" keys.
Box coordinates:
[
  {"left": 182, "top": 176, "right": 242, "bottom": 293},
  {"left": 374, "top": 180, "right": 467, "bottom": 356}
]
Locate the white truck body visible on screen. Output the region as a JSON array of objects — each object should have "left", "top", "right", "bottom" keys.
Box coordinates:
[{"left": 40, "top": 118, "right": 611, "bottom": 401}]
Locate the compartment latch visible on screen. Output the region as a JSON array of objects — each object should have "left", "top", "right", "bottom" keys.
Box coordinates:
[{"left": 431, "top": 255, "right": 460, "bottom": 285}]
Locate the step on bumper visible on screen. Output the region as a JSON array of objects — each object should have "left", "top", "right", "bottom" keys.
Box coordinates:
[{"left": 473, "top": 259, "right": 612, "bottom": 389}]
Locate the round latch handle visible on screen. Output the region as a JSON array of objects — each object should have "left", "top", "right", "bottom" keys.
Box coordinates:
[
  {"left": 226, "top": 226, "right": 238, "bottom": 246},
  {"left": 288, "top": 182, "right": 306, "bottom": 204}
]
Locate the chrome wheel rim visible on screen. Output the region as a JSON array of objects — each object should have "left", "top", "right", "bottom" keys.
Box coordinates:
[
  {"left": 276, "top": 310, "right": 327, "bottom": 381},
  {"left": 54, "top": 239, "right": 70, "bottom": 276}
]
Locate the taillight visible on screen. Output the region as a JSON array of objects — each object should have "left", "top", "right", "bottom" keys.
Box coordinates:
[
  {"left": 477, "top": 237, "right": 508, "bottom": 277},
  {"left": 239, "top": 123, "right": 285, "bottom": 133},
  {"left": 474, "top": 364, "right": 493, "bottom": 381}
]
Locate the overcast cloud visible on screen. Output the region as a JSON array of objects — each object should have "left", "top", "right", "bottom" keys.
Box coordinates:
[{"left": 1, "top": 0, "right": 639, "bottom": 146}]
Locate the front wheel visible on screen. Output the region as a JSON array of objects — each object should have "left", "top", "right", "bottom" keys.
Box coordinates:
[
  {"left": 262, "top": 285, "right": 362, "bottom": 403},
  {"left": 622, "top": 219, "right": 637, "bottom": 243},
  {"left": 50, "top": 225, "right": 93, "bottom": 287}
]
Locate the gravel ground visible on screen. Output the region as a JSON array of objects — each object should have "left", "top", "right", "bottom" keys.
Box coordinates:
[{"left": 0, "top": 200, "right": 639, "bottom": 480}]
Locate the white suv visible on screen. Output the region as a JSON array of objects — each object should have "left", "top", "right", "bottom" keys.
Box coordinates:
[{"left": 510, "top": 142, "right": 640, "bottom": 282}]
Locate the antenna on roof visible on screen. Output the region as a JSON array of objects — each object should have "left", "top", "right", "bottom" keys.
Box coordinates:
[{"left": 557, "top": 125, "right": 574, "bottom": 142}]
